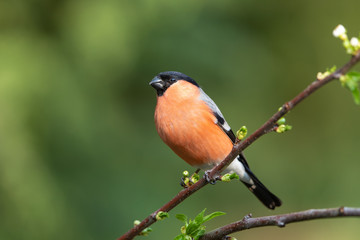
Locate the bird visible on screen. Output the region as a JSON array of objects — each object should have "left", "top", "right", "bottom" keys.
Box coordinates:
[{"left": 149, "top": 71, "right": 281, "bottom": 209}]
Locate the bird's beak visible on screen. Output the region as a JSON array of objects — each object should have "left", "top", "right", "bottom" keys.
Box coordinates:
[{"left": 149, "top": 76, "right": 164, "bottom": 90}]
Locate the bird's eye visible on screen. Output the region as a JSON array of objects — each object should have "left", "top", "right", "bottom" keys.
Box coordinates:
[{"left": 170, "top": 78, "right": 176, "bottom": 83}]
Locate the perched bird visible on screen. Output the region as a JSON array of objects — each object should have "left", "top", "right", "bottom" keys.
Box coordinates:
[{"left": 149, "top": 71, "right": 281, "bottom": 209}]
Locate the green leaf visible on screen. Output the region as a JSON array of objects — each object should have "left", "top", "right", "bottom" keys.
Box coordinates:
[
  {"left": 203, "top": 211, "right": 226, "bottom": 223},
  {"left": 345, "top": 79, "right": 357, "bottom": 91},
  {"left": 341, "top": 71, "right": 360, "bottom": 105},
  {"left": 223, "top": 173, "right": 239, "bottom": 181},
  {"left": 347, "top": 71, "right": 360, "bottom": 80},
  {"left": 351, "top": 87, "right": 360, "bottom": 104},
  {"left": 190, "top": 229, "right": 203, "bottom": 238},
  {"left": 328, "top": 65, "right": 337, "bottom": 73},
  {"left": 175, "top": 214, "right": 188, "bottom": 224},
  {"left": 194, "top": 209, "right": 206, "bottom": 224},
  {"left": 236, "top": 126, "right": 248, "bottom": 140},
  {"left": 156, "top": 211, "right": 169, "bottom": 221},
  {"left": 276, "top": 124, "right": 292, "bottom": 133},
  {"left": 175, "top": 209, "right": 226, "bottom": 239},
  {"left": 174, "top": 235, "right": 185, "bottom": 240},
  {"left": 186, "top": 221, "right": 201, "bottom": 235},
  {"left": 193, "top": 229, "right": 206, "bottom": 240},
  {"left": 139, "top": 227, "right": 153, "bottom": 236},
  {"left": 276, "top": 117, "right": 286, "bottom": 125},
  {"left": 191, "top": 173, "right": 200, "bottom": 183}
]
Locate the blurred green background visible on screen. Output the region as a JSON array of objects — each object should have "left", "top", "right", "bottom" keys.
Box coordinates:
[{"left": 1, "top": 0, "right": 360, "bottom": 239}]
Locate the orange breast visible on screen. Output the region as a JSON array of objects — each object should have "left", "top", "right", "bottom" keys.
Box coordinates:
[{"left": 154, "top": 80, "right": 233, "bottom": 167}]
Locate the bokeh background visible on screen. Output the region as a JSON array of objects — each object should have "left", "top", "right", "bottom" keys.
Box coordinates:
[{"left": 1, "top": 0, "right": 360, "bottom": 239}]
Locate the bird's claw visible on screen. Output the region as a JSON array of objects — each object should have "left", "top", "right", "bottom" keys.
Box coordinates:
[{"left": 204, "top": 170, "right": 221, "bottom": 185}]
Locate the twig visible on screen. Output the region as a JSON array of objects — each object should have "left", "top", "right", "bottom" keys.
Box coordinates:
[
  {"left": 200, "top": 207, "right": 360, "bottom": 240},
  {"left": 207, "top": 50, "right": 360, "bottom": 180},
  {"left": 118, "top": 50, "right": 360, "bottom": 240}
]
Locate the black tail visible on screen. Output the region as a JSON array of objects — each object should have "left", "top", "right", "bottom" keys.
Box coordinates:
[
  {"left": 237, "top": 154, "right": 281, "bottom": 209},
  {"left": 241, "top": 165, "right": 282, "bottom": 209}
]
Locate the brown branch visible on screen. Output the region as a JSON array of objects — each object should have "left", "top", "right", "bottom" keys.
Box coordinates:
[
  {"left": 118, "top": 50, "right": 360, "bottom": 240},
  {"left": 207, "top": 50, "right": 360, "bottom": 180},
  {"left": 200, "top": 207, "right": 360, "bottom": 240}
]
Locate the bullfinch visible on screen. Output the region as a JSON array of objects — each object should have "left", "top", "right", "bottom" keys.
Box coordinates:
[{"left": 150, "top": 71, "right": 281, "bottom": 209}]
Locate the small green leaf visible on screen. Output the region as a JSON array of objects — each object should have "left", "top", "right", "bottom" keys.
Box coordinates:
[
  {"left": 277, "top": 117, "right": 286, "bottom": 125},
  {"left": 139, "top": 227, "right": 153, "bottom": 236},
  {"left": 230, "top": 173, "right": 240, "bottom": 180},
  {"left": 340, "top": 71, "right": 360, "bottom": 105},
  {"left": 194, "top": 209, "right": 206, "bottom": 224},
  {"left": 173, "top": 235, "right": 184, "bottom": 240},
  {"left": 191, "top": 173, "right": 200, "bottom": 183},
  {"left": 193, "top": 229, "right": 206, "bottom": 240},
  {"left": 176, "top": 214, "right": 188, "bottom": 224},
  {"left": 236, "top": 126, "right": 247, "bottom": 140},
  {"left": 191, "top": 228, "right": 204, "bottom": 237},
  {"left": 347, "top": 71, "right": 360, "bottom": 79},
  {"left": 276, "top": 124, "right": 292, "bottom": 133},
  {"left": 183, "top": 177, "right": 190, "bottom": 186},
  {"left": 174, "top": 209, "right": 226, "bottom": 240},
  {"left": 203, "top": 211, "right": 226, "bottom": 223},
  {"left": 345, "top": 79, "right": 357, "bottom": 91},
  {"left": 221, "top": 173, "right": 239, "bottom": 182},
  {"left": 134, "top": 219, "right": 153, "bottom": 236},
  {"left": 186, "top": 221, "right": 201, "bottom": 235},
  {"left": 156, "top": 211, "right": 169, "bottom": 221},
  {"left": 351, "top": 88, "right": 360, "bottom": 104},
  {"left": 328, "top": 65, "right": 337, "bottom": 73}
]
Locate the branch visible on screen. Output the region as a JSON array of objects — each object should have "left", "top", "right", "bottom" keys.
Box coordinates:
[
  {"left": 207, "top": 49, "right": 360, "bottom": 180},
  {"left": 118, "top": 50, "right": 360, "bottom": 240},
  {"left": 200, "top": 207, "right": 360, "bottom": 240}
]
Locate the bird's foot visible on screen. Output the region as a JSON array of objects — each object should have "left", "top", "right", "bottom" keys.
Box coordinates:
[{"left": 204, "top": 170, "right": 221, "bottom": 185}]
